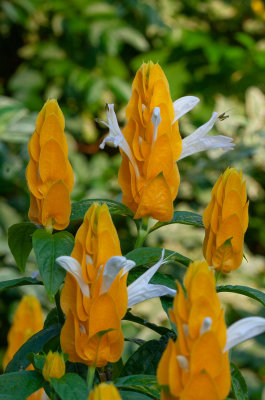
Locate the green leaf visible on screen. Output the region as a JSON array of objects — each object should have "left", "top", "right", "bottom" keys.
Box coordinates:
[
  {"left": 8, "top": 222, "right": 37, "bottom": 272},
  {"left": 50, "top": 373, "right": 89, "bottom": 400},
  {"left": 149, "top": 211, "right": 204, "bottom": 233},
  {"left": 126, "top": 247, "right": 190, "bottom": 267},
  {"left": 121, "top": 336, "right": 173, "bottom": 376},
  {"left": 231, "top": 363, "right": 248, "bottom": 400},
  {"left": 115, "top": 375, "right": 160, "bottom": 399},
  {"left": 120, "top": 391, "right": 153, "bottom": 400},
  {"left": 217, "top": 285, "right": 265, "bottom": 307},
  {"left": 5, "top": 324, "right": 61, "bottom": 373},
  {"left": 32, "top": 229, "right": 74, "bottom": 300},
  {"left": 0, "top": 371, "right": 44, "bottom": 400},
  {"left": 0, "top": 277, "right": 42, "bottom": 293},
  {"left": 70, "top": 199, "right": 134, "bottom": 221},
  {"left": 124, "top": 311, "right": 172, "bottom": 336}
]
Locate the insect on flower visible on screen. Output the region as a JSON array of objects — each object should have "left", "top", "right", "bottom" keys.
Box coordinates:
[{"left": 217, "top": 109, "right": 232, "bottom": 121}]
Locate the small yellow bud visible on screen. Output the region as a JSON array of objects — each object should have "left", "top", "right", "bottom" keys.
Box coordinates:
[
  {"left": 88, "top": 383, "right": 122, "bottom": 400},
  {"left": 42, "top": 351, "right": 65, "bottom": 381}
]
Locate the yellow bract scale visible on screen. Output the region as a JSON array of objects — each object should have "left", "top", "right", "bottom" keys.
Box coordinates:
[{"left": 88, "top": 383, "right": 122, "bottom": 400}]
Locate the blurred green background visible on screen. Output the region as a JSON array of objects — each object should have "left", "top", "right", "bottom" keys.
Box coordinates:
[{"left": 0, "top": 0, "right": 265, "bottom": 398}]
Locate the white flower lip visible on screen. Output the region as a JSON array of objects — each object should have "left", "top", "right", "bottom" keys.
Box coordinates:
[
  {"left": 56, "top": 256, "right": 90, "bottom": 298},
  {"left": 224, "top": 316, "right": 265, "bottom": 352},
  {"left": 99, "top": 104, "right": 140, "bottom": 178},
  {"left": 127, "top": 249, "right": 176, "bottom": 307},
  {"left": 178, "top": 112, "right": 235, "bottom": 160},
  {"left": 100, "top": 256, "right": 135, "bottom": 294},
  {"left": 173, "top": 96, "right": 200, "bottom": 123}
]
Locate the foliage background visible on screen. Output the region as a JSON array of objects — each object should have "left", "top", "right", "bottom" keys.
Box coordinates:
[{"left": 0, "top": 0, "right": 265, "bottom": 398}]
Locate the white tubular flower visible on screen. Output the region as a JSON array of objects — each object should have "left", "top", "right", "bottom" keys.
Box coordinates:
[
  {"left": 100, "top": 256, "right": 135, "bottom": 294},
  {"left": 178, "top": 112, "right": 235, "bottom": 160},
  {"left": 173, "top": 96, "right": 200, "bottom": 123},
  {"left": 99, "top": 104, "right": 140, "bottom": 178},
  {"left": 56, "top": 256, "right": 90, "bottom": 298},
  {"left": 224, "top": 316, "right": 265, "bottom": 352},
  {"left": 127, "top": 249, "right": 176, "bottom": 307}
]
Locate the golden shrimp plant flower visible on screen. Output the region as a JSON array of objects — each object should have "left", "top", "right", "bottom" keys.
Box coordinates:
[
  {"left": 100, "top": 61, "right": 234, "bottom": 222},
  {"left": 3, "top": 296, "right": 47, "bottom": 400},
  {"left": 157, "top": 261, "right": 265, "bottom": 400},
  {"left": 88, "top": 383, "right": 122, "bottom": 400},
  {"left": 203, "top": 168, "right": 249, "bottom": 272},
  {"left": 56, "top": 203, "right": 175, "bottom": 366},
  {"left": 26, "top": 99, "right": 74, "bottom": 230}
]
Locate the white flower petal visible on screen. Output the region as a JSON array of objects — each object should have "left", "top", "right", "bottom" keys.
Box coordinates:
[
  {"left": 128, "top": 283, "right": 176, "bottom": 308},
  {"left": 173, "top": 96, "right": 200, "bottom": 123},
  {"left": 100, "top": 256, "right": 135, "bottom": 294},
  {"left": 56, "top": 256, "right": 90, "bottom": 298},
  {"left": 179, "top": 112, "right": 234, "bottom": 160},
  {"left": 224, "top": 316, "right": 265, "bottom": 352},
  {"left": 127, "top": 249, "right": 176, "bottom": 307},
  {"left": 99, "top": 104, "right": 140, "bottom": 178}
]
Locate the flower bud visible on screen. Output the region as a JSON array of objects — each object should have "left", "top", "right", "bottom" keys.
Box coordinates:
[
  {"left": 203, "top": 168, "right": 249, "bottom": 272},
  {"left": 42, "top": 351, "right": 65, "bottom": 381},
  {"left": 88, "top": 383, "right": 122, "bottom": 400}
]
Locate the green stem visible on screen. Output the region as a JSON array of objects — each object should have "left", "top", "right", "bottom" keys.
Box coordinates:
[
  {"left": 215, "top": 270, "right": 222, "bottom": 284},
  {"left": 87, "top": 366, "right": 96, "bottom": 389},
  {"left": 55, "top": 291, "right": 64, "bottom": 324},
  {"left": 135, "top": 217, "right": 149, "bottom": 248}
]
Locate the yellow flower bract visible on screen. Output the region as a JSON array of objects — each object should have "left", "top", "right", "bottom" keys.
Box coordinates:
[
  {"left": 88, "top": 383, "right": 122, "bottom": 400},
  {"left": 26, "top": 99, "right": 74, "bottom": 230},
  {"left": 157, "top": 261, "right": 230, "bottom": 400},
  {"left": 203, "top": 168, "right": 249, "bottom": 272},
  {"left": 60, "top": 203, "right": 128, "bottom": 366},
  {"left": 119, "top": 61, "right": 182, "bottom": 221},
  {"left": 42, "top": 351, "right": 65, "bottom": 381}
]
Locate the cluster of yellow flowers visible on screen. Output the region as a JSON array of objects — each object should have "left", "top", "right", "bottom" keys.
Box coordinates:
[{"left": 5, "top": 61, "right": 265, "bottom": 400}]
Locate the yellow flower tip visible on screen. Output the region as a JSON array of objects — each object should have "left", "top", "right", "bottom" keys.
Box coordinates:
[
  {"left": 26, "top": 99, "right": 73, "bottom": 230},
  {"left": 157, "top": 260, "right": 230, "bottom": 400},
  {"left": 42, "top": 351, "right": 65, "bottom": 381},
  {"left": 88, "top": 383, "right": 122, "bottom": 400},
  {"left": 3, "top": 296, "right": 43, "bottom": 371},
  {"left": 203, "top": 168, "right": 248, "bottom": 273}
]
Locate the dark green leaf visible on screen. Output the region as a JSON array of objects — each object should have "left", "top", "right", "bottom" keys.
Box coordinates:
[
  {"left": 32, "top": 229, "right": 74, "bottom": 300},
  {"left": 217, "top": 285, "right": 265, "bottom": 307},
  {"left": 51, "top": 373, "right": 89, "bottom": 400},
  {"left": 120, "top": 391, "right": 153, "bottom": 400},
  {"left": 44, "top": 308, "right": 60, "bottom": 328},
  {"left": 126, "top": 247, "right": 190, "bottom": 267},
  {"left": 121, "top": 337, "right": 172, "bottom": 376},
  {"left": 8, "top": 222, "right": 37, "bottom": 272},
  {"left": 6, "top": 324, "right": 61, "bottom": 373},
  {"left": 149, "top": 211, "right": 204, "bottom": 233},
  {"left": 124, "top": 311, "right": 172, "bottom": 336},
  {"left": 70, "top": 199, "right": 134, "bottom": 220},
  {"left": 0, "top": 371, "right": 44, "bottom": 400},
  {"left": 115, "top": 375, "right": 160, "bottom": 399},
  {"left": 0, "top": 277, "right": 42, "bottom": 293},
  {"left": 231, "top": 363, "right": 248, "bottom": 400}
]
